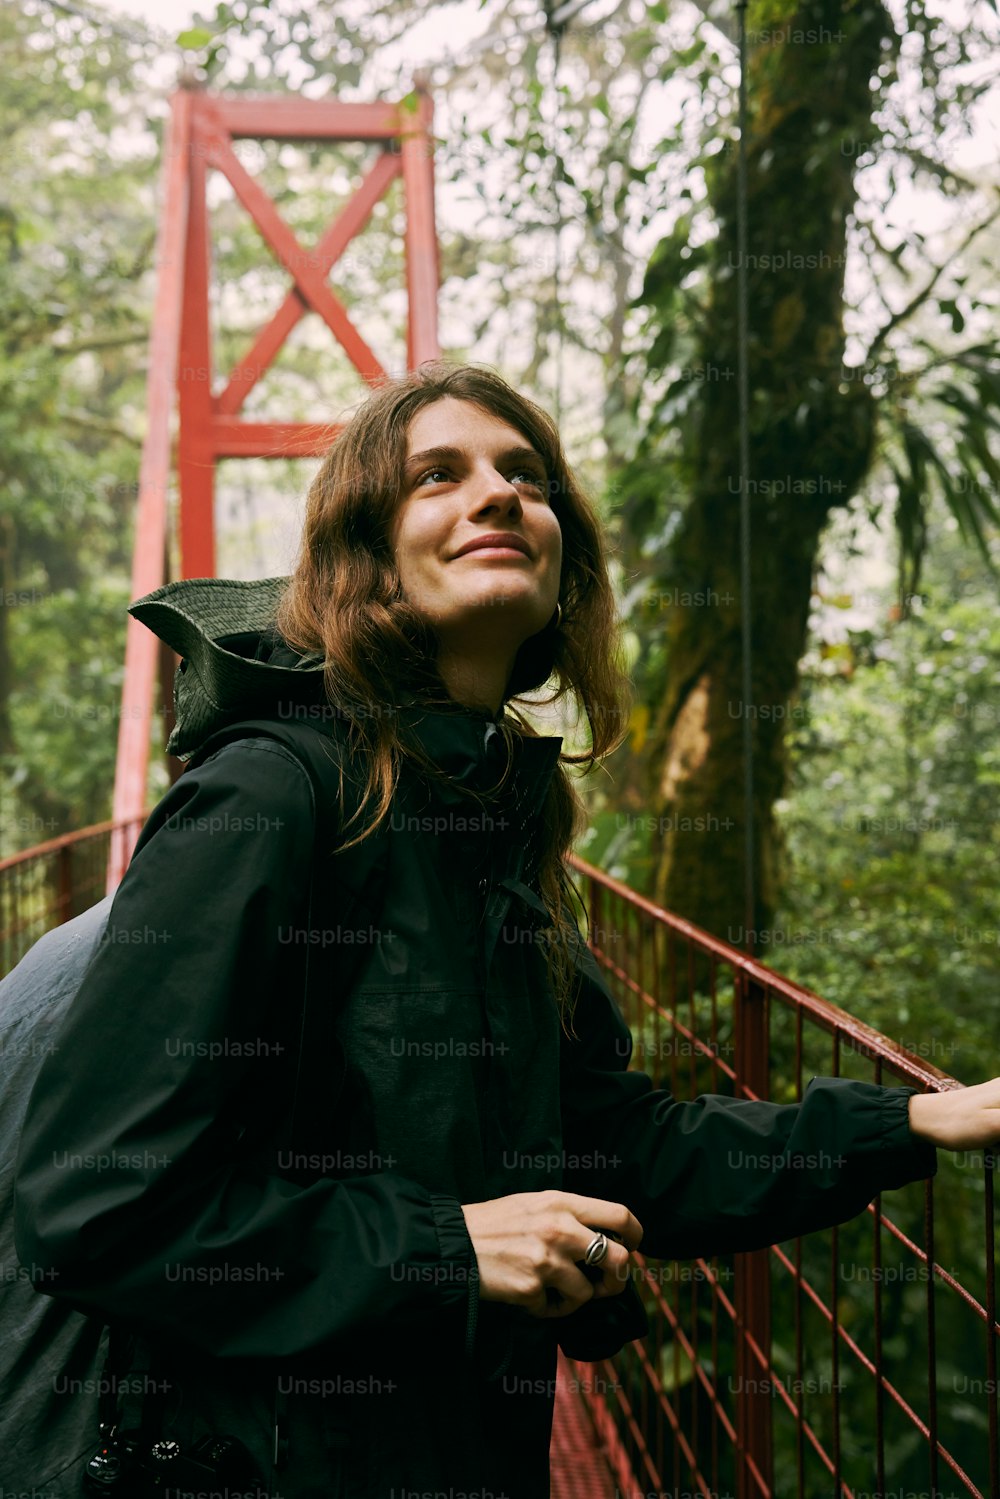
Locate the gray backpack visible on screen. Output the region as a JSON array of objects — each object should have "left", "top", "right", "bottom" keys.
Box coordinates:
[{"left": 1, "top": 895, "right": 115, "bottom": 1493}]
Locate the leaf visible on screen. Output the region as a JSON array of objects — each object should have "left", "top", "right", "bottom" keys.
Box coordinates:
[
  {"left": 939, "top": 298, "right": 965, "bottom": 334},
  {"left": 176, "top": 27, "right": 215, "bottom": 49},
  {"left": 630, "top": 701, "right": 651, "bottom": 753}
]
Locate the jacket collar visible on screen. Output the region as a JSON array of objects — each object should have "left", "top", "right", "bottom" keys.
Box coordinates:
[
  {"left": 128, "top": 576, "right": 564, "bottom": 811},
  {"left": 394, "top": 699, "right": 562, "bottom": 818}
]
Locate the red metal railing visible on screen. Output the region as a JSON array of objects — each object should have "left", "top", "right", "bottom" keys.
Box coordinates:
[
  {"left": 566, "top": 852, "right": 999, "bottom": 1499},
  {"left": 0, "top": 817, "right": 148, "bottom": 977}
]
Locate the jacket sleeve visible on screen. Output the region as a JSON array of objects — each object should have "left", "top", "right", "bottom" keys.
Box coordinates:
[
  {"left": 558, "top": 939, "right": 939, "bottom": 1259},
  {"left": 13, "top": 738, "right": 477, "bottom": 1360}
]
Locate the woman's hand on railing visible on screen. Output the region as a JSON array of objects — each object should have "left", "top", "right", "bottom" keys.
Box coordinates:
[
  {"left": 909, "top": 1079, "right": 1000, "bottom": 1152},
  {"left": 461, "top": 1189, "right": 643, "bottom": 1319}
]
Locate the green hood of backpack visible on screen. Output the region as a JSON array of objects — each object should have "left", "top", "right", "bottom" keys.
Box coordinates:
[{"left": 128, "top": 576, "right": 327, "bottom": 760}]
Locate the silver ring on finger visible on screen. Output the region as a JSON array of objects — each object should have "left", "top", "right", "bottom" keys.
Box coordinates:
[{"left": 584, "top": 1232, "right": 609, "bottom": 1267}]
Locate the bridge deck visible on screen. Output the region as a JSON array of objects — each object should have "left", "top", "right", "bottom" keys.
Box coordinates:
[{"left": 550, "top": 1352, "right": 624, "bottom": 1499}]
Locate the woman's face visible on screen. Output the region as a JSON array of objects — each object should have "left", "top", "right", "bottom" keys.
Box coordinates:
[{"left": 390, "top": 396, "right": 563, "bottom": 658}]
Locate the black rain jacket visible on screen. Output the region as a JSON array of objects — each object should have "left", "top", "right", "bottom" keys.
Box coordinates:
[{"left": 12, "top": 581, "right": 938, "bottom": 1499}]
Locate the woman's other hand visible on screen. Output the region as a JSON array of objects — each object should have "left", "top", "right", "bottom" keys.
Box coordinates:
[
  {"left": 461, "top": 1189, "right": 643, "bottom": 1319},
  {"left": 909, "top": 1079, "right": 1000, "bottom": 1153}
]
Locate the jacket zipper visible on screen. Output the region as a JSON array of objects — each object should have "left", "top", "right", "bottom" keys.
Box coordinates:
[
  {"left": 461, "top": 873, "right": 489, "bottom": 1367},
  {"left": 468, "top": 869, "right": 516, "bottom": 1381},
  {"left": 464, "top": 1252, "right": 480, "bottom": 1363}
]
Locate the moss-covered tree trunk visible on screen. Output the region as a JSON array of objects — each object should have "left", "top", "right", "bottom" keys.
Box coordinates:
[{"left": 642, "top": 0, "right": 891, "bottom": 947}]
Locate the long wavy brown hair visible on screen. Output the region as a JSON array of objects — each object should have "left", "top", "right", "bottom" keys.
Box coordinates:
[{"left": 274, "top": 361, "right": 632, "bottom": 1036}]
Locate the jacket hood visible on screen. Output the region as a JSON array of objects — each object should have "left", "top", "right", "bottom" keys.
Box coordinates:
[
  {"left": 128, "top": 577, "right": 561, "bottom": 788},
  {"left": 129, "top": 576, "right": 328, "bottom": 760}
]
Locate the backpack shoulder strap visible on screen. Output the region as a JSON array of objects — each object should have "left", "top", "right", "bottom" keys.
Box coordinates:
[{"left": 183, "top": 714, "right": 390, "bottom": 1169}]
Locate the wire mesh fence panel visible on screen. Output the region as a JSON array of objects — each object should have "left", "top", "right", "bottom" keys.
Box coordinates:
[{"left": 567, "top": 853, "right": 1000, "bottom": 1499}]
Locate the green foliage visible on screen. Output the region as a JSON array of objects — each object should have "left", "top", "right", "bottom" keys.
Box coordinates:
[
  {"left": 0, "top": 0, "right": 158, "bottom": 853},
  {"left": 775, "top": 507, "right": 1000, "bottom": 1081},
  {"left": 176, "top": 27, "right": 215, "bottom": 49},
  {"left": 6, "top": 578, "right": 135, "bottom": 838},
  {"left": 762, "top": 509, "right": 1000, "bottom": 1488}
]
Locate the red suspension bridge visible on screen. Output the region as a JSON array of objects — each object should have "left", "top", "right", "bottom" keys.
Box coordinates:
[{"left": 1, "top": 83, "right": 998, "bottom": 1499}]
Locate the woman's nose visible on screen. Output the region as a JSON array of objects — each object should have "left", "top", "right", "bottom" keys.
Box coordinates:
[{"left": 468, "top": 470, "right": 523, "bottom": 515}]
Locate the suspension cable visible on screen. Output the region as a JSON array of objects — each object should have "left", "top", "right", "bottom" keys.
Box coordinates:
[
  {"left": 735, "top": 0, "right": 757, "bottom": 946},
  {"left": 547, "top": 20, "right": 566, "bottom": 427},
  {"left": 540, "top": 0, "right": 608, "bottom": 428}
]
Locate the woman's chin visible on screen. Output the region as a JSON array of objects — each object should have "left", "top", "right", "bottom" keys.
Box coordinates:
[{"left": 446, "top": 590, "right": 551, "bottom": 632}]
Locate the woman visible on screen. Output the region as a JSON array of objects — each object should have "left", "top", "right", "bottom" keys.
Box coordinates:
[{"left": 13, "top": 361, "right": 1000, "bottom": 1499}]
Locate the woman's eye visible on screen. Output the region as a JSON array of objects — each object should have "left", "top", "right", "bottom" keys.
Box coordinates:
[
  {"left": 512, "top": 470, "right": 547, "bottom": 490},
  {"left": 414, "top": 467, "right": 547, "bottom": 491}
]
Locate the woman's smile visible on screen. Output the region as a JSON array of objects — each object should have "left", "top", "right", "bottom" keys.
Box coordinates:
[
  {"left": 456, "top": 546, "right": 531, "bottom": 559},
  {"left": 390, "top": 395, "right": 563, "bottom": 713}
]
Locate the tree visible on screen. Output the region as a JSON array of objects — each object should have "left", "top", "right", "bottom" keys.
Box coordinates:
[
  {"left": 615, "top": 0, "right": 999, "bottom": 945},
  {"left": 0, "top": 0, "right": 160, "bottom": 850}
]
